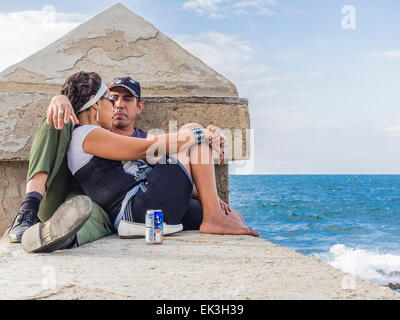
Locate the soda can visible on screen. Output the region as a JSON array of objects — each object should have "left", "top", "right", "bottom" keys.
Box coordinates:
[{"left": 145, "top": 209, "right": 164, "bottom": 244}]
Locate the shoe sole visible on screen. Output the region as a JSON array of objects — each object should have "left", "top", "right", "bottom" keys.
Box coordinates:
[
  {"left": 9, "top": 225, "right": 39, "bottom": 244},
  {"left": 21, "top": 196, "right": 92, "bottom": 253},
  {"left": 8, "top": 237, "right": 21, "bottom": 244}
]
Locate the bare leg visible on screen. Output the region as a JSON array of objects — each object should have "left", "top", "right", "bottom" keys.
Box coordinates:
[
  {"left": 8, "top": 172, "right": 48, "bottom": 243},
  {"left": 26, "top": 172, "right": 48, "bottom": 196},
  {"left": 177, "top": 148, "right": 241, "bottom": 226},
  {"left": 185, "top": 159, "right": 245, "bottom": 226},
  {"left": 175, "top": 128, "right": 258, "bottom": 237},
  {"left": 189, "top": 144, "right": 258, "bottom": 236}
]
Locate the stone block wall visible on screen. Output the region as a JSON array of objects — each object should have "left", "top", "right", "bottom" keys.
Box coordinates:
[{"left": 0, "top": 161, "right": 28, "bottom": 235}]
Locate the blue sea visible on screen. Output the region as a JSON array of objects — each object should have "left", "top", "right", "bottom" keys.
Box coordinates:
[{"left": 229, "top": 175, "right": 400, "bottom": 287}]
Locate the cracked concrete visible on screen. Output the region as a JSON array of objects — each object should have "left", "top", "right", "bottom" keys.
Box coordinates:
[
  {"left": 0, "top": 231, "right": 399, "bottom": 300},
  {"left": 0, "top": 92, "right": 49, "bottom": 159},
  {"left": 0, "top": 3, "right": 238, "bottom": 97},
  {"left": 0, "top": 162, "right": 27, "bottom": 235},
  {"left": 62, "top": 30, "right": 159, "bottom": 61},
  {"left": 4, "top": 67, "right": 48, "bottom": 83}
]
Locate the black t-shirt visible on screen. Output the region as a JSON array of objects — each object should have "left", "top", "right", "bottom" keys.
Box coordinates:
[{"left": 68, "top": 125, "right": 151, "bottom": 224}]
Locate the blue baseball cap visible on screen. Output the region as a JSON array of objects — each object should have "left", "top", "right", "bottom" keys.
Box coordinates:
[{"left": 109, "top": 77, "right": 141, "bottom": 99}]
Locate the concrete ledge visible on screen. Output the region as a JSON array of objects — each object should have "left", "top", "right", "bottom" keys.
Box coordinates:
[{"left": 0, "top": 231, "right": 398, "bottom": 300}]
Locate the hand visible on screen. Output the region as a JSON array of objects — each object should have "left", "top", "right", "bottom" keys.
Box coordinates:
[
  {"left": 206, "top": 125, "right": 225, "bottom": 148},
  {"left": 46, "top": 95, "right": 79, "bottom": 130},
  {"left": 219, "top": 198, "right": 232, "bottom": 215},
  {"left": 206, "top": 125, "right": 226, "bottom": 165}
]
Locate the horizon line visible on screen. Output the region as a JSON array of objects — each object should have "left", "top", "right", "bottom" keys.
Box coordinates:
[{"left": 229, "top": 173, "right": 400, "bottom": 175}]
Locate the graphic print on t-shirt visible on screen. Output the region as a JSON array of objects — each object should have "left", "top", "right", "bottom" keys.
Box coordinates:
[{"left": 122, "top": 159, "right": 152, "bottom": 182}]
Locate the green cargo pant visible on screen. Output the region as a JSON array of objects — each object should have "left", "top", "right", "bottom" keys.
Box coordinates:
[
  {"left": 65, "top": 190, "right": 115, "bottom": 245},
  {"left": 27, "top": 119, "right": 115, "bottom": 245}
]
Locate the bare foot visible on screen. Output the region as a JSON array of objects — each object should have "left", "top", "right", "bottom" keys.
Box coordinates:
[
  {"left": 227, "top": 209, "right": 246, "bottom": 226},
  {"left": 200, "top": 213, "right": 259, "bottom": 237}
]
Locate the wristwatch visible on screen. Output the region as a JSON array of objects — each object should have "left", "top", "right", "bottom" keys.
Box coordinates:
[{"left": 191, "top": 127, "right": 206, "bottom": 144}]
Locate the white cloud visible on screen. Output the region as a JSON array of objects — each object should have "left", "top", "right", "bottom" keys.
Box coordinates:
[
  {"left": 243, "top": 72, "right": 324, "bottom": 89},
  {"left": 172, "top": 30, "right": 322, "bottom": 103},
  {"left": 382, "top": 126, "right": 400, "bottom": 136},
  {"left": 182, "top": 0, "right": 229, "bottom": 15},
  {"left": 232, "top": 0, "right": 277, "bottom": 15},
  {"left": 172, "top": 31, "right": 270, "bottom": 98},
  {"left": 0, "top": 8, "right": 88, "bottom": 72},
  {"left": 279, "top": 4, "right": 308, "bottom": 17},
  {"left": 182, "top": 0, "right": 277, "bottom": 17},
  {"left": 377, "top": 114, "right": 400, "bottom": 137},
  {"left": 172, "top": 30, "right": 275, "bottom": 174},
  {"left": 233, "top": 0, "right": 277, "bottom": 7},
  {"left": 172, "top": 29, "right": 392, "bottom": 174},
  {"left": 172, "top": 30, "right": 330, "bottom": 174},
  {"left": 369, "top": 50, "right": 400, "bottom": 60}
]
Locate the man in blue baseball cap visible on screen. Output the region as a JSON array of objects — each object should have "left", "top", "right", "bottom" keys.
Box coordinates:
[
  {"left": 107, "top": 77, "right": 147, "bottom": 138},
  {"left": 109, "top": 76, "right": 141, "bottom": 98}
]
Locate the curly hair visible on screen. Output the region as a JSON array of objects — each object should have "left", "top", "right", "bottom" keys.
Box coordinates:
[{"left": 60, "top": 71, "right": 102, "bottom": 114}]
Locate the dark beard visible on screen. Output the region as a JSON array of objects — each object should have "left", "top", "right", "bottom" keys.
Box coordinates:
[{"left": 112, "top": 120, "right": 130, "bottom": 129}]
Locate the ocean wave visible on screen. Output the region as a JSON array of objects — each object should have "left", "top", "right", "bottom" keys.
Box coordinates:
[
  {"left": 285, "top": 212, "right": 323, "bottom": 221},
  {"left": 312, "top": 244, "right": 400, "bottom": 286}
]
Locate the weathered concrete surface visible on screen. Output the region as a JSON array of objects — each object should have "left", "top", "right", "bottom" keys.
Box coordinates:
[
  {"left": 0, "top": 162, "right": 228, "bottom": 236},
  {"left": 0, "top": 3, "right": 237, "bottom": 98},
  {"left": 0, "top": 93, "right": 49, "bottom": 160},
  {"left": 0, "top": 231, "right": 398, "bottom": 300},
  {"left": 0, "top": 162, "right": 27, "bottom": 235}
]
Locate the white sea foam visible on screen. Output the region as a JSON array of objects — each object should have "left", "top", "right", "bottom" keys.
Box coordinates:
[{"left": 312, "top": 244, "right": 400, "bottom": 286}]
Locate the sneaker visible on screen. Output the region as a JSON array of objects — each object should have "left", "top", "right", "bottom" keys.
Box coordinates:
[
  {"left": 118, "top": 220, "right": 183, "bottom": 239},
  {"left": 8, "top": 209, "right": 39, "bottom": 243},
  {"left": 21, "top": 195, "right": 92, "bottom": 253}
]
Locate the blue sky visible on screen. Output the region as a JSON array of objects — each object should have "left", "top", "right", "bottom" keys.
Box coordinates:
[{"left": 1, "top": 0, "right": 400, "bottom": 174}]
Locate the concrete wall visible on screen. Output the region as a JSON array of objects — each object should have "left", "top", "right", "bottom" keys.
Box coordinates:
[{"left": 0, "top": 161, "right": 28, "bottom": 235}]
